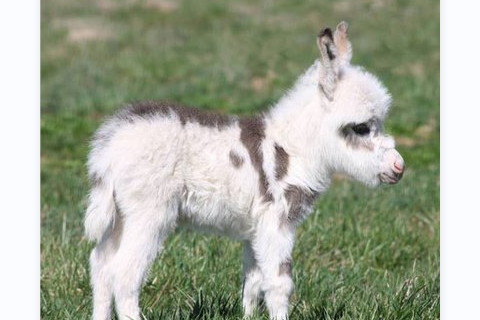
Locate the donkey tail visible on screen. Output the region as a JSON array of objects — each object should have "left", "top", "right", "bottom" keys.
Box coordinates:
[{"left": 84, "top": 171, "right": 116, "bottom": 243}]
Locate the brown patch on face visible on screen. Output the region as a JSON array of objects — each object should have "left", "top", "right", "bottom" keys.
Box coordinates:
[
  {"left": 284, "top": 185, "right": 318, "bottom": 223},
  {"left": 239, "top": 117, "right": 273, "bottom": 202},
  {"left": 274, "top": 143, "right": 289, "bottom": 180},
  {"left": 229, "top": 150, "right": 244, "bottom": 168},
  {"left": 343, "top": 133, "right": 375, "bottom": 151},
  {"left": 278, "top": 259, "right": 292, "bottom": 277},
  {"left": 120, "top": 101, "right": 234, "bottom": 128},
  {"left": 340, "top": 121, "right": 376, "bottom": 151}
]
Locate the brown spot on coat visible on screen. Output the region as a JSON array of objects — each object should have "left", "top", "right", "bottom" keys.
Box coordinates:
[
  {"left": 278, "top": 259, "right": 292, "bottom": 277},
  {"left": 239, "top": 116, "right": 273, "bottom": 202},
  {"left": 120, "top": 101, "right": 234, "bottom": 128},
  {"left": 284, "top": 185, "right": 319, "bottom": 223},
  {"left": 90, "top": 172, "right": 103, "bottom": 188},
  {"left": 274, "top": 143, "right": 289, "bottom": 180},
  {"left": 229, "top": 150, "right": 244, "bottom": 168}
]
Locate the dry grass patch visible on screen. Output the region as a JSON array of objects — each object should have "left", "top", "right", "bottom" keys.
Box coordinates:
[
  {"left": 54, "top": 18, "right": 114, "bottom": 43},
  {"left": 250, "top": 70, "right": 276, "bottom": 93},
  {"left": 96, "top": 0, "right": 178, "bottom": 13},
  {"left": 397, "top": 117, "right": 436, "bottom": 147},
  {"left": 393, "top": 61, "right": 426, "bottom": 78},
  {"left": 145, "top": 0, "right": 178, "bottom": 13}
]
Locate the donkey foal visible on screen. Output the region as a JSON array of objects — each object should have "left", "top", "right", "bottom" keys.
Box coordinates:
[{"left": 85, "top": 22, "right": 405, "bottom": 320}]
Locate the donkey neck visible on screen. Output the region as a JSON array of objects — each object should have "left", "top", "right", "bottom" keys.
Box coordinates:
[{"left": 264, "top": 60, "right": 332, "bottom": 192}]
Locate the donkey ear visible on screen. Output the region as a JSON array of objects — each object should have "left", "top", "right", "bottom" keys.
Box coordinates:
[
  {"left": 317, "top": 27, "right": 338, "bottom": 101},
  {"left": 317, "top": 21, "right": 352, "bottom": 101},
  {"left": 333, "top": 21, "right": 352, "bottom": 67}
]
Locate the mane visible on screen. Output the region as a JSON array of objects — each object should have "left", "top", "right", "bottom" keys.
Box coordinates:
[{"left": 267, "top": 60, "right": 321, "bottom": 122}]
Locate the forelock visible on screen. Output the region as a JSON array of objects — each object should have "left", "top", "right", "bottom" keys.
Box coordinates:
[{"left": 335, "top": 66, "right": 392, "bottom": 120}]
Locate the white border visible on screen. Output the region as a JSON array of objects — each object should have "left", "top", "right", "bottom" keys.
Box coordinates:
[
  {"left": 0, "top": 0, "right": 40, "bottom": 318},
  {"left": 442, "top": 0, "right": 480, "bottom": 319},
  {"left": 0, "top": 0, "right": 475, "bottom": 318}
]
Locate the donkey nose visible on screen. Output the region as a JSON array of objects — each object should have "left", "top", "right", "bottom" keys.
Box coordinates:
[{"left": 393, "top": 160, "right": 404, "bottom": 174}]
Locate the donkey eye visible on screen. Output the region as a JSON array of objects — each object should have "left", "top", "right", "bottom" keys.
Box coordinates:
[{"left": 351, "top": 123, "right": 370, "bottom": 135}]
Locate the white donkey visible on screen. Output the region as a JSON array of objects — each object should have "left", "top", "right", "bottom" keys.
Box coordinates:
[{"left": 85, "top": 22, "right": 404, "bottom": 320}]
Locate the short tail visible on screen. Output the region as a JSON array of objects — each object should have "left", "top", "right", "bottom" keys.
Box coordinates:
[{"left": 84, "top": 173, "right": 116, "bottom": 243}]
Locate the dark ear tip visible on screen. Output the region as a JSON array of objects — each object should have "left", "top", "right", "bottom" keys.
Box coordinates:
[{"left": 318, "top": 28, "right": 333, "bottom": 40}]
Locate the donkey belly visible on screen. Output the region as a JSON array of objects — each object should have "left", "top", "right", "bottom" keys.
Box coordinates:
[
  {"left": 177, "top": 175, "right": 257, "bottom": 239},
  {"left": 174, "top": 122, "right": 260, "bottom": 239}
]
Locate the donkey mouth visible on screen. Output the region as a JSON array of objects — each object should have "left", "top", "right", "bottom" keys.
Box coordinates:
[{"left": 379, "top": 172, "right": 403, "bottom": 184}]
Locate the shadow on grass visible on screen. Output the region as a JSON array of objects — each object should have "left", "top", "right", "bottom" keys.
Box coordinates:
[
  {"left": 142, "top": 290, "right": 243, "bottom": 320},
  {"left": 141, "top": 289, "right": 348, "bottom": 320}
]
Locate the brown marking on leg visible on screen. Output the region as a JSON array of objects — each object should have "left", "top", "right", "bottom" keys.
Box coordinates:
[{"left": 278, "top": 259, "right": 292, "bottom": 277}]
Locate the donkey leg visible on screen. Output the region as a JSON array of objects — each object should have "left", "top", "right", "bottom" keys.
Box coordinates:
[
  {"left": 242, "top": 240, "right": 263, "bottom": 317},
  {"left": 254, "top": 222, "right": 295, "bottom": 320},
  {"left": 90, "top": 215, "right": 124, "bottom": 320},
  {"left": 90, "top": 248, "right": 113, "bottom": 320},
  {"left": 111, "top": 204, "right": 177, "bottom": 320}
]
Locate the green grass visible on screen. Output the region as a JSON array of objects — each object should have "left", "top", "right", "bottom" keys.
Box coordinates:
[{"left": 41, "top": 0, "right": 439, "bottom": 319}]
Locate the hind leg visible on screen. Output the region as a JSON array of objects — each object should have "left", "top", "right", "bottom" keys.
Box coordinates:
[
  {"left": 90, "top": 248, "right": 114, "bottom": 320},
  {"left": 111, "top": 203, "right": 177, "bottom": 320},
  {"left": 90, "top": 216, "right": 124, "bottom": 320}
]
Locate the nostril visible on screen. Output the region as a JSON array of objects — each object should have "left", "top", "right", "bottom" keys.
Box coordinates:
[{"left": 393, "top": 161, "right": 404, "bottom": 173}]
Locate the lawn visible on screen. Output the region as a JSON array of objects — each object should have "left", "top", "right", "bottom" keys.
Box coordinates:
[{"left": 41, "top": 0, "right": 439, "bottom": 319}]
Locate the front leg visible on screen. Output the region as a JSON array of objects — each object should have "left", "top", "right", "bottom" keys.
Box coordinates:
[
  {"left": 253, "top": 216, "right": 296, "bottom": 320},
  {"left": 242, "top": 241, "right": 263, "bottom": 317}
]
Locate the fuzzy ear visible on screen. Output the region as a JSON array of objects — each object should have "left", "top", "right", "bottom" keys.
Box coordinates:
[
  {"left": 317, "top": 27, "right": 338, "bottom": 100},
  {"left": 317, "top": 21, "right": 352, "bottom": 100},
  {"left": 333, "top": 21, "right": 352, "bottom": 67}
]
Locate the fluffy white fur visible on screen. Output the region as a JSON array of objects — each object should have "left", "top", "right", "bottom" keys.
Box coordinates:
[{"left": 85, "top": 22, "right": 404, "bottom": 320}]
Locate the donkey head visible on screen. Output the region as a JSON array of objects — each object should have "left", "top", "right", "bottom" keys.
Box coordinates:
[{"left": 317, "top": 22, "right": 404, "bottom": 187}]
